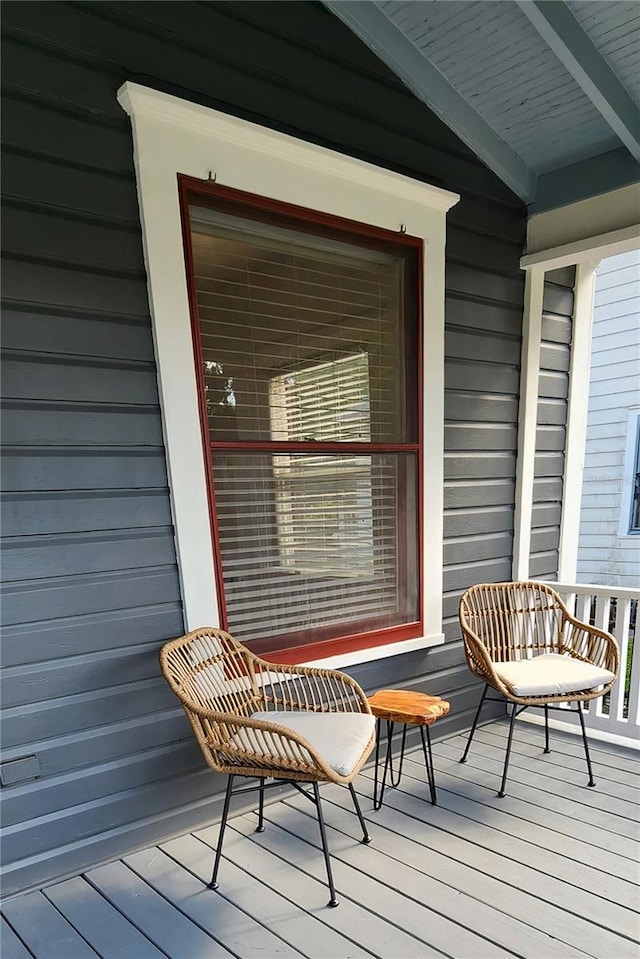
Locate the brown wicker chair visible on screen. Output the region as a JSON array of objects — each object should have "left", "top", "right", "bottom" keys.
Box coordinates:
[
  {"left": 459, "top": 582, "right": 619, "bottom": 797},
  {"left": 160, "top": 627, "right": 375, "bottom": 907}
]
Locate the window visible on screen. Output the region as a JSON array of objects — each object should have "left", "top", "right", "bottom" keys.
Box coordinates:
[
  {"left": 118, "top": 81, "right": 457, "bottom": 665},
  {"left": 181, "top": 188, "right": 421, "bottom": 657},
  {"left": 625, "top": 414, "right": 640, "bottom": 534}
]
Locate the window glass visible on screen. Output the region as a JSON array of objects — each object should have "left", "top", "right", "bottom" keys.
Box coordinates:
[{"left": 186, "top": 198, "right": 421, "bottom": 655}]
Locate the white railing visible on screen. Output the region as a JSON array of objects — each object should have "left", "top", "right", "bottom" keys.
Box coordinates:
[{"left": 544, "top": 581, "right": 640, "bottom": 748}]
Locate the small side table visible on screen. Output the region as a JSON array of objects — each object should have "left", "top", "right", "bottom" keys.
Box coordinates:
[{"left": 367, "top": 689, "right": 450, "bottom": 809}]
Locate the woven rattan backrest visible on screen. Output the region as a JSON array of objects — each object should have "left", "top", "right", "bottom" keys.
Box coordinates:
[
  {"left": 160, "top": 627, "right": 262, "bottom": 716},
  {"left": 460, "top": 582, "right": 566, "bottom": 662}
]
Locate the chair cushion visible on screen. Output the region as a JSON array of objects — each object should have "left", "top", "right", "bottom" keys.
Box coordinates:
[
  {"left": 494, "top": 653, "right": 616, "bottom": 697},
  {"left": 248, "top": 710, "right": 375, "bottom": 777}
]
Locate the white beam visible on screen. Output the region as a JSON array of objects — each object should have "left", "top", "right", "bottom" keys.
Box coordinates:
[
  {"left": 517, "top": 0, "right": 640, "bottom": 161},
  {"left": 521, "top": 223, "right": 640, "bottom": 272},
  {"left": 557, "top": 261, "right": 598, "bottom": 581},
  {"left": 323, "top": 0, "right": 536, "bottom": 203},
  {"left": 512, "top": 267, "right": 545, "bottom": 581}
]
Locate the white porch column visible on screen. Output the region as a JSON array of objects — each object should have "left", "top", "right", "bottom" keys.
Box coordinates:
[
  {"left": 512, "top": 265, "right": 545, "bottom": 581},
  {"left": 557, "top": 260, "right": 598, "bottom": 581}
]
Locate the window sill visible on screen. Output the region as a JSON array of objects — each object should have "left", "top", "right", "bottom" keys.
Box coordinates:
[{"left": 268, "top": 631, "right": 445, "bottom": 671}]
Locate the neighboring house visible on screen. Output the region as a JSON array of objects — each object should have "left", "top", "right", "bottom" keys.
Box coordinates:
[
  {"left": 1, "top": 0, "right": 639, "bottom": 899},
  {"left": 576, "top": 250, "right": 640, "bottom": 588}
]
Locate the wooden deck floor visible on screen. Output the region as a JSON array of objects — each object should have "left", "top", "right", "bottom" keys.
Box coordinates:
[{"left": 2, "top": 720, "right": 639, "bottom": 959}]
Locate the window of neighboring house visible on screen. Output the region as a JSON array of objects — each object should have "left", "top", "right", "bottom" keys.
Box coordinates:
[
  {"left": 181, "top": 189, "right": 421, "bottom": 658},
  {"left": 627, "top": 415, "right": 640, "bottom": 533}
]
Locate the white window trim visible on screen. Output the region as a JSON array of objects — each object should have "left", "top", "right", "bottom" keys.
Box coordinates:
[{"left": 117, "top": 81, "right": 459, "bottom": 667}]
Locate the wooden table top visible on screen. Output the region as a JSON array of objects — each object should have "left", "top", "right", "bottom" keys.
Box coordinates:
[{"left": 367, "top": 688, "right": 450, "bottom": 726}]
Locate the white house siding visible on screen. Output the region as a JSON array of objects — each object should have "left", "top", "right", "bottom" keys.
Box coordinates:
[{"left": 576, "top": 250, "right": 640, "bottom": 588}]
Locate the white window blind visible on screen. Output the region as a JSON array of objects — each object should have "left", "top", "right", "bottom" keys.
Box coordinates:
[
  {"left": 269, "top": 352, "right": 371, "bottom": 444},
  {"left": 269, "top": 353, "right": 374, "bottom": 577}
]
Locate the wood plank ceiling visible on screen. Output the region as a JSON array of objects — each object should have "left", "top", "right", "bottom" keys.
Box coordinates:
[{"left": 324, "top": 0, "right": 640, "bottom": 210}]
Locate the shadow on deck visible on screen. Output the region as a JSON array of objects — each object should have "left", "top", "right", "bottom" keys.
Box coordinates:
[{"left": 2, "top": 720, "right": 639, "bottom": 959}]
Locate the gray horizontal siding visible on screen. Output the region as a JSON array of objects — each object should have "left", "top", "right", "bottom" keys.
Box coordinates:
[
  {"left": 1, "top": 641, "right": 167, "bottom": 708},
  {"left": 1, "top": 568, "right": 181, "bottom": 626},
  {"left": 2, "top": 529, "right": 177, "bottom": 582},
  {"left": 529, "top": 268, "right": 574, "bottom": 579},
  {"left": 0, "top": 0, "right": 524, "bottom": 896},
  {"left": 1, "top": 489, "right": 172, "bottom": 536},
  {"left": 1, "top": 449, "right": 169, "bottom": 492}
]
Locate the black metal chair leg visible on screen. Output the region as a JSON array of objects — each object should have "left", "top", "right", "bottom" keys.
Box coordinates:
[
  {"left": 577, "top": 701, "right": 596, "bottom": 787},
  {"left": 420, "top": 724, "right": 437, "bottom": 804},
  {"left": 460, "top": 684, "right": 489, "bottom": 763},
  {"left": 256, "top": 777, "right": 265, "bottom": 832},
  {"left": 312, "top": 782, "right": 339, "bottom": 907},
  {"left": 209, "top": 774, "right": 234, "bottom": 889},
  {"left": 498, "top": 706, "right": 518, "bottom": 797},
  {"left": 348, "top": 783, "right": 372, "bottom": 844},
  {"left": 543, "top": 704, "right": 551, "bottom": 753}
]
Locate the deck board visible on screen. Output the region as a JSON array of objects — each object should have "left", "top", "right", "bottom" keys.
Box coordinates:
[
  {"left": 474, "top": 725, "right": 640, "bottom": 804},
  {"left": 128, "top": 841, "right": 303, "bottom": 958},
  {"left": 480, "top": 722, "right": 640, "bottom": 786},
  {"left": 1, "top": 891, "right": 99, "bottom": 959},
  {"left": 285, "top": 788, "right": 591, "bottom": 959},
  {"left": 43, "top": 876, "right": 166, "bottom": 959},
  {"left": 446, "top": 729, "right": 639, "bottom": 834},
  {"left": 86, "top": 860, "right": 238, "bottom": 959},
  {"left": 394, "top": 757, "right": 640, "bottom": 916},
  {"left": 495, "top": 720, "right": 640, "bottom": 777},
  {"left": 2, "top": 721, "right": 639, "bottom": 959},
  {"left": 354, "top": 769, "right": 638, "bottom": 957},
  {"left": 231, "top": 807, "right": 514, "bottom": 959},
  {"left": 422, "top": 758, "right": 640, "bottom": 882},
  {"left": 1, "top": 918, "right": 34, "bottom": 959},
  {"left": 220, "top": 822, "right": 436, "bottom": 959},
  {"left": 157, "top": 833, "right": 367, "bottom": 959}
]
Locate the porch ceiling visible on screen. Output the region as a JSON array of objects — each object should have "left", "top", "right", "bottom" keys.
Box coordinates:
[{"left": 324, "top": 0, "right": 640, "bottom": 211}]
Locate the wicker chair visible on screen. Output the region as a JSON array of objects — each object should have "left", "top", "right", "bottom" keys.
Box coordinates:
[
  {"left": 459, "top": 582, "right": 619, "bottom": 797},
  {"left": 160, "top": 627, "right": 375, "bottom": 907}
]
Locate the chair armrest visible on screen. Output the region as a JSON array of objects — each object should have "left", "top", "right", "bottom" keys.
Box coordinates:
[
  {"left": 560, "top": 613, "right": 620, "bottom": 675},
  {"left": 183, "top": 703, "right": 347, "bottom": 781},
  {"left": 250, "top": 655, "right": 372, "bottom": 715},
  {"left": 460, "top": 626, "right": 510, "bottom": 692}
]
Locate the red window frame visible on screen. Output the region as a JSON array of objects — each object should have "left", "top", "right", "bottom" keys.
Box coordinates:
[{"left": 178, "top": 174, "right": 424, "bottom": 663}]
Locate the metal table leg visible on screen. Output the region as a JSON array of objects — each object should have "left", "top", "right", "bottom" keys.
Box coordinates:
[{"left": 372, "top": 718, "right": 409, "bottom": 810}]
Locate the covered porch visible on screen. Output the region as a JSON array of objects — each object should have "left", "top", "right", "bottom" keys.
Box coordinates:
[
  {"left": 2, "top": 720, "right": 637, "bottom": 959},
  {"left": 1, "top": 0, "right": 639, "bottom": 937}
]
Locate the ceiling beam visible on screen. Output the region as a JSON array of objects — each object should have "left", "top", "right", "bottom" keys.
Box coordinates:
[
  {"left": 533, "top": 146, "right": 640, "bottom": 213},
  {"left": 323, "top": 0, "right": 536, "bottom": 203},
  {"left": 517, "top": 0, "right": 640, "bottom": 162}
]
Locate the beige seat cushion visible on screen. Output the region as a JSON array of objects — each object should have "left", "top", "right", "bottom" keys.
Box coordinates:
[
  {"left": 247, "top": 710, "right": 375, "bottom": 777},
  {"left": 494, "top": 653, "right": 615, "bottom": 697}
]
